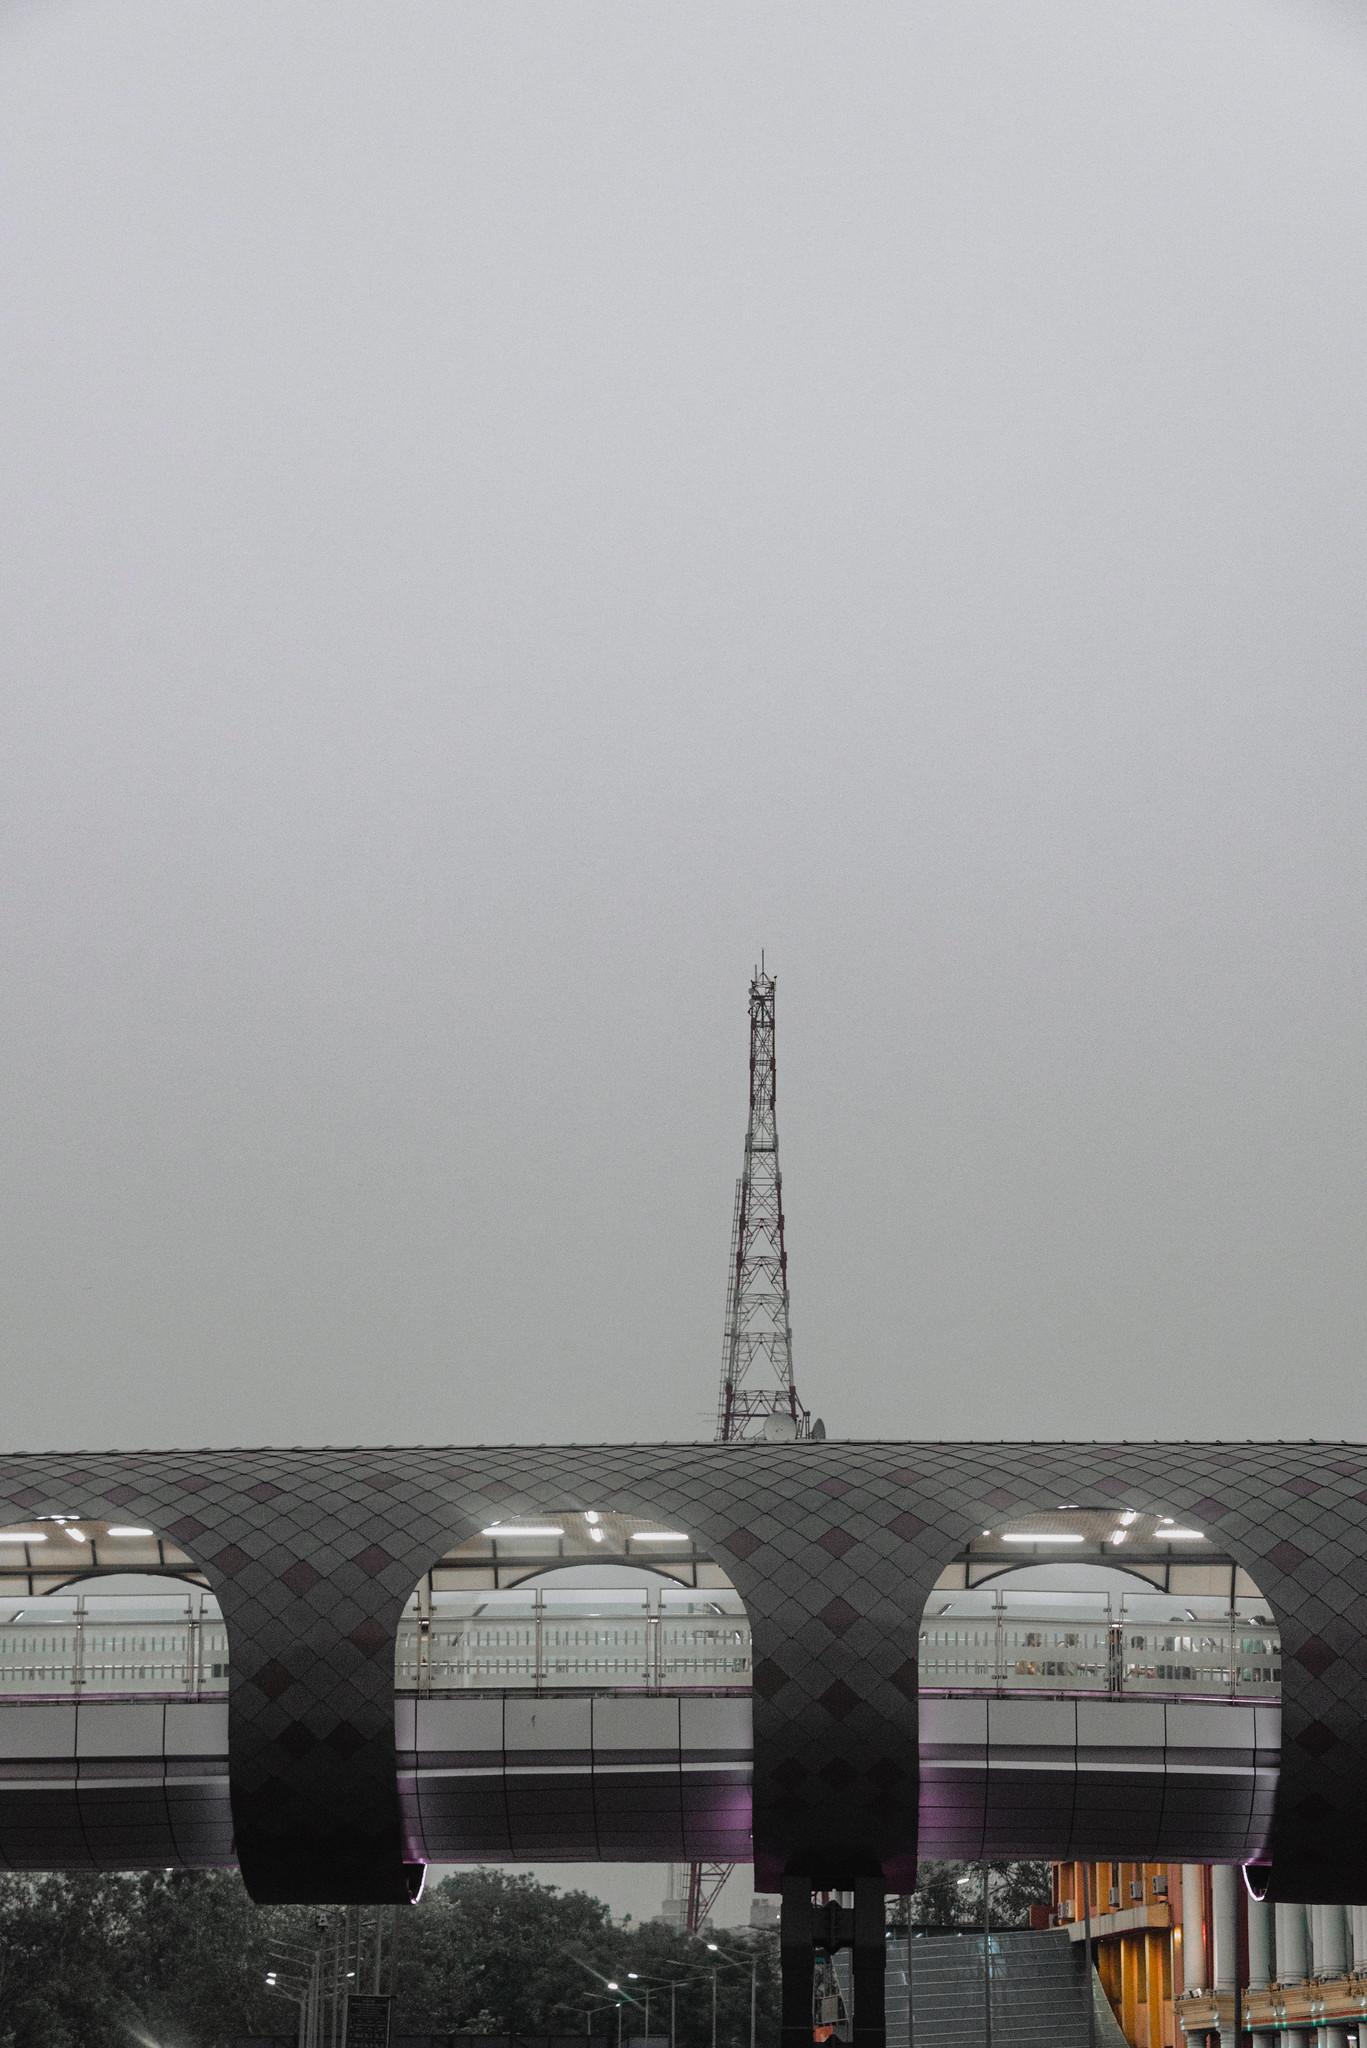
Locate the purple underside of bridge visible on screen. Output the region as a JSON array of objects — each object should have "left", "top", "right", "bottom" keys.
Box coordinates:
[
  {"left": 0, "top": 1759, "right": 1274, "bottom": 1874},
  {"left": 397, "top": 1761, "right": 753, "bottom": 1864}
]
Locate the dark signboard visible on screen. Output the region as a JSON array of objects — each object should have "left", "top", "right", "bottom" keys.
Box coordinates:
[{"left": 345, "top": 1994, "right": 394, "bottom": 2048}]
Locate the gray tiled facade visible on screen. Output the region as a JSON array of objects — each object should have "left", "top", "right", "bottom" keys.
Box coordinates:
[{"left": 0, "top": 1441, "right": 1361, "bottom": 1905}]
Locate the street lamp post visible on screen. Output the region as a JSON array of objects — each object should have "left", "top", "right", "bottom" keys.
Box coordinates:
[
  {"left": 585, "top": 1996, "right": 624, "bottom": 2047},
  {"left": 704, "top": 1931, "right": 762, "bottom": 2048}
]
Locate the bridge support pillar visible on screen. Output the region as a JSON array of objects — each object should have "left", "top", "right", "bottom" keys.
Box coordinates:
[
  {"left": 779, "top": 1877, "right": 886, "bottom": 2048},
  {"left": 780, "top": 1879, "right": 815, "bottom": 2048}
]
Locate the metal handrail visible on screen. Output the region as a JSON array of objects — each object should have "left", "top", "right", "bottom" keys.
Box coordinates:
[{"left": 0, "top": 1600, "right": 1282, "bottom": 1702}]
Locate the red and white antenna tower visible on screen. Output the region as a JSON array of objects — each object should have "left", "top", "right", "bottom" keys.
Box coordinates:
[
  {"left": 716, "top": 961, "right": 810, "bottom": 1443},
  {"left": 680, "top": 963, "right": 815, "bottom": 1935}
]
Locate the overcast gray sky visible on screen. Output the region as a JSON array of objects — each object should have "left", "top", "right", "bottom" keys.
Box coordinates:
[{"left": 4, "top": 2, "right": 1367, "bottom": 1458}]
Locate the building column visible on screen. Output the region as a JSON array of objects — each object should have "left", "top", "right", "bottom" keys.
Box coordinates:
[
  {"left": 1310, "top": 1906, "right": 1349, "bottom": 2048},
  {"left": 1312, "top": 1903, "right": 1347, "bottom": 1979},
  {"left": 1349, "top": 1904, "right": 1367, "bottom": 1974},
  {"left": 1181, "top": 1865, "right": 1208, "bottom": 1993},
  {"left": 1247, "top": 1898, "right": 1273, "bottom": 1991},
  {"left": 1246, "top": 1898, "right": 1275, "bottom": 2048},
  {"left": 1212, "top": 1865, "right": 1239, "bottom": 1993},
  {"left": 1273, "top": 1903, "right": 1311, "bottom": 2048},
  {"left": 1274, "top": 1903, "right": 1310, "bottom": 2048}
]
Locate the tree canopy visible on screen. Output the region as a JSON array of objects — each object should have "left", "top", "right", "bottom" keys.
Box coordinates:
[
  {"left": 0, "top": 1868, "right": 777, "bottom": 2048},
  {"left": 0, "top": 1860, "right": 1047, "bottom": 2047}
]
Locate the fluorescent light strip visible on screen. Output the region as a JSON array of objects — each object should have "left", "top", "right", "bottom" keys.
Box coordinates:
[
  {"left": 1159, "top": 1529, "right": 1205, "bottom": 1540},
  {"left": 65, "top": 1529, "right": 88, "bottom": 1543},
  {"left": 1000, "top": 1532, "right": 1086, "bottom": 1544},
  {"left": 480, "top": 1525, "right": 564, "bottom": 1539},
  {"left": 630, "top": 1531, "right": 690, "bottom": 1543},
  {"left": 107, "top": 1527, "right": 155, "bottom": 1538},
  {"left": 1, "top": 1533, "right": 47, "bottom": 1544}
]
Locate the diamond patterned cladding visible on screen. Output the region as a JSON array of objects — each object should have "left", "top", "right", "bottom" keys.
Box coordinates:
[{"left": 0, "top": 1440, "right": 1364, "bottom": 1903}]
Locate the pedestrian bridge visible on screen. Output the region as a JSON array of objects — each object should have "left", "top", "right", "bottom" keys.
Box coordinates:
[
  {"left": 0, "top": 1505, "right": 1281, "bottom": 1873},
  {"left": 0, "top": 1440, "right": 1355, "bottom": 1908}
]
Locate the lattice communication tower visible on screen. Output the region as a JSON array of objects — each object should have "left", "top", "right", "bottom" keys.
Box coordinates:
[
  {"left": 681, "top": 965, "right": 814, "bottom": 1934},
  {"left": 715, "top": 964, "right": 810, "bottom": 1443}
]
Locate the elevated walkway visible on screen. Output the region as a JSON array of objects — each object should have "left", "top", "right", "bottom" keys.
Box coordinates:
[
  {"left": 0, "top": 1686, "right": 1275, "bottom": 1871},
  {"left": 0, "top": 1511, "right": 1284, "bottom": 1873}
]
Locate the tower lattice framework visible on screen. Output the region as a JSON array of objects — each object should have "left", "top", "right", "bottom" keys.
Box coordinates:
[
  {"left": 680, "top": 967, "right": 812, "bottom": 1935},
  {"left": 716, "top": 966, "right": 809, "bottom": 1443}
]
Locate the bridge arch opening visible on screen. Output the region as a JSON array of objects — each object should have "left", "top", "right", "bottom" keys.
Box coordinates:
[
  {"left": 0, "top": 1513, "right": 232, "bottom": 1871},
  {"left": 394, "top": 1509, "right": 752, "bottom": 1873},
  {"left": 917, "top": 1505, "right": 1281, "bottom": 1870}
]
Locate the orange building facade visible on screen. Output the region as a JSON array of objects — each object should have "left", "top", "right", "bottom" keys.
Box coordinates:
[{"left": 1052, "top": 1863, "right": 1367, "bottom": 2048}]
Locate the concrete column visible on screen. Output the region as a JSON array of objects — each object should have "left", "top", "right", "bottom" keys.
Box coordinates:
[
  {"left": 1275, "top": 1906, "right": 1311, "bottom": 2048},
  {"left": 1182, "top": 1865, "right": 1208, "bottom": 1992},
  {"left": 1349, "top": 1904, "right": 1367, "bottom": 1972},
  {"left": 1312, "top": 1903, "right": 1348, "bottom": 1979},
  {"left": 1243, "top": 1897, "right": 1278, "bottom": 2048},
  {"left": 1247, "top": 1897, "right": 1273, "bottom": 1989},
  {"left": 779, "top": 1879, "right": 814, "bottom": 2048},
  {"left": 1212, "top": 1866, "right": 1239, "bottom": 1994},
  {"left": 1277, "top": 1903, "right": 1309, "bottom": 1987}
]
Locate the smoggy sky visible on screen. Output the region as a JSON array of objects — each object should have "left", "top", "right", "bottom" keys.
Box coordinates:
[{"left": 4, "top": 2, "right": 1367, "bottom": 1457}]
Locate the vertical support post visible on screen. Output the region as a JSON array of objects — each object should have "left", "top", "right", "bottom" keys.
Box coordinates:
[
  {"left": 780, "top": 1878, "right": 815, "bottom": 2048},
  {"left": 535, "top": 1587, "right": 544, "bottom": 1694},
  {"left": 1083, "top": 1861, "right": 1096, "bottom": 2048},
  {"left": 852, "top": 1876, "right": 886, "bottom": 2048},
  {"left": 982, "top": 1863, "right": 992, "bottom": 2048},
  {"left": 415, "top": 1572, "right": 432, "bottom": 1697},
  {"left": 1213, "top": 1864, "right": 1239, "bottom": 2046},
  {"left": 1183, "top": 1866, "right": 1209, "bottom": 1994}
]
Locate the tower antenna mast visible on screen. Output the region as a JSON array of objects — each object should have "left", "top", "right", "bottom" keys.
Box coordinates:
[
  {"left": 716, "top": 962, "right": 810, "bottom": 1442},
  {"left": 679, "top": 962, "right": 815, "bottom": 1935}
]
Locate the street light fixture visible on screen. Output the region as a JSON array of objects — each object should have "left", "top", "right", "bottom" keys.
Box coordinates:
[{"left": 699, "top": 1934, "right": 761, "bottom": 2048}]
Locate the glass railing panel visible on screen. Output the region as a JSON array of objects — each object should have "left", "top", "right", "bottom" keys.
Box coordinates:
[
  {"left": 997, "top": 1623, "right": 1110, "bottom": 1691},
  {"left": 0, "top": 1617, "right": 230, "bottom": 1696},
  {"left": 0, "top": 1622, "right": 81, "bottom": 1693},
  {"left": 657, "top": 1618, "right": 750, "bottom": 1687}
]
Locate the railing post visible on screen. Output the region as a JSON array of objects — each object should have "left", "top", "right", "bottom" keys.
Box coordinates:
[
  {"left": 416, "top": 1575, "right": 432, "bottom": 1698},
  {"left": 534, "top": 1588, "right": 544, "bottom": 1693},
  {"left": 72, "top": 1594, "right": 84, "bottom": 1696}
]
